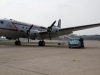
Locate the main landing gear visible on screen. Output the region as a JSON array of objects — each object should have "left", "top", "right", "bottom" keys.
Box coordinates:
[
  {"left": 14, "top": 39, "right": 45, "bottom": 46},
  {"left": 38, "top": 40, "right": 45, "bottom": 46},
  {"left": 15, "top": 39, "right": 21, "bottom": 45}
]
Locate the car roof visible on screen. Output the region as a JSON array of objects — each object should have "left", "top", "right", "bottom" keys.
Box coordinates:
[{"left": 70, "top": 38, "right": 80, "bottom": 40}]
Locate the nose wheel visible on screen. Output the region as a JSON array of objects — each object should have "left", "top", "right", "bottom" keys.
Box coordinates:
[{"left": 38, "top": 41, "right": 45, "bottom": 46}]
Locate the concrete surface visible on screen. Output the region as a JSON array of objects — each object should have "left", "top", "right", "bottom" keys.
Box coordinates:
[{"left": 0, "top": 40, "right": 100, "bottom": 75}]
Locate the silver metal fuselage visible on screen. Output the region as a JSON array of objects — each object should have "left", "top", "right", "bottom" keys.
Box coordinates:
[{"left": 0, "top": 19, "right": 46, "bottom": 38}]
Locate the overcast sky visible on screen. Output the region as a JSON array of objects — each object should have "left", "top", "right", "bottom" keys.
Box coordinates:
[{"left": 0, "top": 0, "right": 100, "bottom": 35}]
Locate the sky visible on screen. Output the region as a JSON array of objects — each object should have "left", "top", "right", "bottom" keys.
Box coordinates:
[{"left": 0, "top": 0, "right": 100, "bottom": 35}]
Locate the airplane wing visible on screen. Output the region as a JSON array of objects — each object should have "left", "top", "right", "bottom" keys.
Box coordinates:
[
  {"left": 39, "top": 23, "right": 100, "bottom": 39},
  {"left": 59, "top": 23, "right": 100, "bottom": 35}
]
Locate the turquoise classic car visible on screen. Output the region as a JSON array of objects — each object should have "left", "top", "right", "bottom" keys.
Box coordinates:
[{"left": 68, "top": 38, "right": 81, "bottom": 48}]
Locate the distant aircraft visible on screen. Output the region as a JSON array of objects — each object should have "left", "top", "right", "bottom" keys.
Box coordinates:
[{"left": 0, "top": 18, "right": 100, "bottom": 46}]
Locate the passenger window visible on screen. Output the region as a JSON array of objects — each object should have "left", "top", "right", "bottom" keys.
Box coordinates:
[{"left": 0, "top": 21, "right": 4, "bottom": 24}]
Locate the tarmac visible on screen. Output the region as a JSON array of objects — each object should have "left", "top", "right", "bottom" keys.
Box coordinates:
[{"left": 0, "top": 40, "right": 100, "bottom": 75}]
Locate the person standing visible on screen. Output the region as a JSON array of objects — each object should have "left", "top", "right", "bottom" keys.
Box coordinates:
[{"left": 79, "top": 36, "right": 84, "bottom": 48}]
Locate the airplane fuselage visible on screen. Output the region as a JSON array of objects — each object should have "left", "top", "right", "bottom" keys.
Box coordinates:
[{"left": 0, "top": 19, "right": 47, "bottom": 38}]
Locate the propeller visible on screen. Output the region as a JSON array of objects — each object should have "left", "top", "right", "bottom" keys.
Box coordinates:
[
  {"left": 26, "top": 25, "right": 33, "bottom": 35},
  {"left": 47, "top": 20, "right": 56, "bottom": 40},
  {"left": 26, "top": 25, "right": 33, "bottom": 42}
]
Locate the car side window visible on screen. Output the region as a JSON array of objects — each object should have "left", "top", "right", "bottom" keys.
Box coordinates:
[{"left": 0, "top": 21, "right": 4, "bottom": 24}]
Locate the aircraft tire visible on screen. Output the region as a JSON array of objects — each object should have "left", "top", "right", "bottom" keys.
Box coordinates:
[
  {"left": 58, "top": 43, "right": 60, "bottom": 45},
  {"left": 38, "top": 41, "right": 45, "bottom": 46},
  {"left": 15, "top": 41, "right": 21, "bottom": 45},
  {"left": 42, "top": 41, "right": 45, "bottom": 46},
  {"left": 38, "top": 41, "right": 42, "bottom": 46}
]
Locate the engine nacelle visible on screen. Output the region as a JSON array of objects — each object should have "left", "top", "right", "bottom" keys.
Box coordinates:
[
  {"left": 51, "top": 26, "right": 59, "bottom": 33},
  {"left": 29, "top": 30, "right": 39, "bottom": 37}
]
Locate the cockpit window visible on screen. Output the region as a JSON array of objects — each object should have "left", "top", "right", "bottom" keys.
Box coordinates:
[{"left": 0, "top": 21, "right": 4, "bottom": 24}]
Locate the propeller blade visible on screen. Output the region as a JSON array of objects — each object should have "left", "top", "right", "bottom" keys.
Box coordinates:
[
  {"left": 26, "top": 25, "right": 33, "bottom": 35},
  {"left": 49, "top": 32, "right": 51, "bottom": 40},
  {"left": 47, "top": 20, "right": 56, "bottom": 40},
  {"left": 47, "top": 21, "right": 56, "bottom": 31},
  {"left": 51, "top": 20, "right": 56, "bottom": 27},
  {"left": 26, "top": 25, "right": 33, "bottom": 42},
  {"left": 29, "top": 25, "right": 33, "bottom": 31}
]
